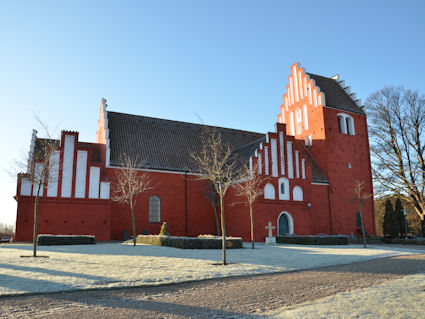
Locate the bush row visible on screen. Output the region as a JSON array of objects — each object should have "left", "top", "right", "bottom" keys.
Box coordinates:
[
  {"left": 276, "top": 235, "right": 349, "bottom": 245},
  {"left": 382, "top": 237, "right": 425, "bottom": 245},
  {"left": 37, "top": 234, "right": 96, "bottom": 245},
  {"left": 134, "top": 235, "right": 243, "bottom": 249}
]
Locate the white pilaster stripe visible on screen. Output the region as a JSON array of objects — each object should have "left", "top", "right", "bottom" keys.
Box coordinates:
[{"left": 61, "top": 135, "right": 75, "bottom": 198}]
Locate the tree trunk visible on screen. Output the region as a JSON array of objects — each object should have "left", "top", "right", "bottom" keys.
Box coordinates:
[
  {"left": 130, "top": 198, "right": 136, "bottom": 246},
  {"left": 213, "top": 205, "right": 221, "bottom": 236},
  {"left": 250, "top": 204, "right": 254, "bottom": 249},
  {"left": 359, "top": 206, "right": 367, "bottom": 248},
  {"left": 421, "top": 218, "right": 425, "bottom": 237},
  {"left": 32, "top": 184, "right": 42, "bottom": 257},
  {"left": 220, "top": 196, "right": 227, "bottom": 265}
]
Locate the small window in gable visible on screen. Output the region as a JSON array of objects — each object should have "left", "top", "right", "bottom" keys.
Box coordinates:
[
  {"left": 278, "top": 177, "right": 290, "bottom": 200},
  {"left": 149, "top": 195, "right": 161, "bottom": 223},
  {"left": 264, "top": 183, "right": 276, "bottom": 200}
]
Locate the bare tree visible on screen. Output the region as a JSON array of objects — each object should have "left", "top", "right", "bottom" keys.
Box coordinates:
[
  {"left": 203, "top": 182, "right": 220, "bottom": 236},
  {"left": 350, "top": 180, "right": 373, "bottom": 248},
  {"left": 191, "top": 128, "right": 241, "bottom": 265},
  {"left": 366, "top": 86, "right": 425, "bottom": 235},
  {"left": 234, "top": 162, "right": 264, "bottom": 249},
  {"left": 14, "top": 120, "right": 59, "bottom": 257},
  {"left": 111, "top": 155, "right": 153, "bottom": 246}
]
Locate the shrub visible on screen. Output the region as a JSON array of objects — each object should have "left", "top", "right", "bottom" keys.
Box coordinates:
[
  {"left": 133, "top": 235, "right": 243, "bottom": 249},
  {"left": 159, "top": 222, "right": 169, "bottom": 236},
  {"left": 0, "top": 223, "right": 14, "bottom": 238},
  {"left": 276, "top": 235, "right": 349, "bottom": 245},
  {"left": 37, "top": 235, "right": 96, "bottom": 245}
]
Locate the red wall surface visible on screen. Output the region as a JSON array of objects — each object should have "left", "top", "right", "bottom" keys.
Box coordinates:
[
  {"left": 107, "top": 169, "right": 218, "bottom": 240},
  {"left": 322, "top": 108, "right": 375, "bottom": 236},
  {"left": 15, "top": 198, "right": 111, "bottom": 241}
]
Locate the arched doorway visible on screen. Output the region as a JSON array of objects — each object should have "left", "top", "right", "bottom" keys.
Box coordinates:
[{"left": 278, "top": 211, "right": 294, "bottom": 235}]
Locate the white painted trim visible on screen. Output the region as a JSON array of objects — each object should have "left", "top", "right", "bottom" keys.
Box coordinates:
[
  {"left": 311, "top": 182, "right": 329, "bottom": 185},
  {"left": 32, "top": 163, "right": 44, "bottom": 196},
  {"left": 75, "top": 150, "right": 88, "bottom": 198},
  {"left": 61, "top": 135, "right": 75, "bottom": 198},
  {"left": 303, "top": 104, "right": 309, "bottom": 130},
  {"left": 27, "top": 129, "right": 37, "bottom": 174},
  {"left": 321, "top": 92, "right": 326, "bottom": 106},
  {"left": 100, "top": 181, "right": 110, "bottom": 199},
  {"left": 337, "top": 113, "right": 355, "bottom": 135},
  {"left": 279, "top": 132, "right": 285, "bottom": 175},
  {"left": 298, "top": 71, "right": 303, "bottom": 99},
  {"left": 295, "top": 151, "right": 300, "bottom": 179},
  {"left": 264, "top": 183, "right": 276, "bottom": 200},
  {"left": 271, "top": 139, "right": 278, "bottom": 177},
  {"left": 301, "top": 158, "right": 306, "bottom": 179},
  {"left": 258, "top": 154, "right": 262, "bottom": 174},
  {"left": 20, "top": 178, "right": 32, "bottom": 196},
  {"left": 293, "top": 66, "right": 299, "bottom": 102},
  {"left": 277, "top": 211, "right": 294, "bottom": 235},
  {"left": 249, "top": 156, "right": 253, "bottom": 176},
  {"left": 264, "top": 146, "right": 269, "bottom": 175},
  {"left": 88, "top": 166, "right": 100, "bottom": 199},
  {"left": 293, "top": 185, "right": 303, "bottom": 201},
  {"left": 289, "top": 77, "right": 294, "bottom": 105},
  {"left": 287, "top": 141, "right": 294, "bottom": 179},
  {"left": 47, "top": 150, "right": 60, "bottom": 197}
]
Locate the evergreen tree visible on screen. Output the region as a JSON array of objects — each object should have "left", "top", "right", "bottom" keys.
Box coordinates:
[
  {"left": 395, "top": 198, "right": 406, "bottom": 237},
  {"left": 383, "top": 199, "right": 399, "bottom": 238}
]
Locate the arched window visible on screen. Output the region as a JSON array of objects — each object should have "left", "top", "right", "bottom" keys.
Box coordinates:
[
  {"left": 293, "top": 186, "right": 303, "bottom": 201},
  {"left": 149, "top": 195, "right": 161, "bottom": 223},
  {"left": 278, "top": 177, "right": 290, "bottom": 200},
  {"left": 264, "top": 183, "right": 276, "bottom": 200},
  {"left": 337, "top": 113, "right": 355, "bottom": 135}
]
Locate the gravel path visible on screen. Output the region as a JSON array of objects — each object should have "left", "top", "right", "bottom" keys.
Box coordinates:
[{"left": 1, "top": 253, "right": 425, "bottom": 319}]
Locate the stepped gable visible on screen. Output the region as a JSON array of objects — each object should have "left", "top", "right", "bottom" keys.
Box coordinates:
[
  {"left": 307, "top": 73, "right": 365, "bottom": 115},
  {"left": 107, "top": 111, "right": 265, "bottom": 172}
]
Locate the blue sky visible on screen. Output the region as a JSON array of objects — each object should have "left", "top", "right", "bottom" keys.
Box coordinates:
[{"left": 1, "top": 0, "right": 424, "bottom": 225}]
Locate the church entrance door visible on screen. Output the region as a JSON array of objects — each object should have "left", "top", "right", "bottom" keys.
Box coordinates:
[{"left": 278, "top": 214, "right": 289, "bottom": 235}]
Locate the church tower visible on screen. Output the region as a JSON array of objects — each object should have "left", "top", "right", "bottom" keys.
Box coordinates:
[{"left": 277, "top": 63, "right": 375, "bottom": 236}]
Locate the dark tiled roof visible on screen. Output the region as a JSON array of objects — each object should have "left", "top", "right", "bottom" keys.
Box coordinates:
[
  {"left": 107, "top": 111, "right": 329, "bottom": 183},
  {"left": 107, "top": 111, "right": 265, "bottom": 172},
  {"left": 307, "top": 73, "right": 365, "bottom": 115}
]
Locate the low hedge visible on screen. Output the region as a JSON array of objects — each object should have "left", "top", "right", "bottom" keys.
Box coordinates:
[
  {"left": 37, "top": 235, "right": 96, "bottom": 245},
  {"left": 276, "top": 235, "right": 349, "bottom": 245},
  {"left": 382, "top": 237, "right": 425, "bottom": 245},
  {"left": 133, "top": 235, "right": 243, "bottom": 249}
]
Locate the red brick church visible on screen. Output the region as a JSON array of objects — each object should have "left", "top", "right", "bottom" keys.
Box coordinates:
[{"left": 15, "top": 63, "right": 376, "bottom": 242}]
